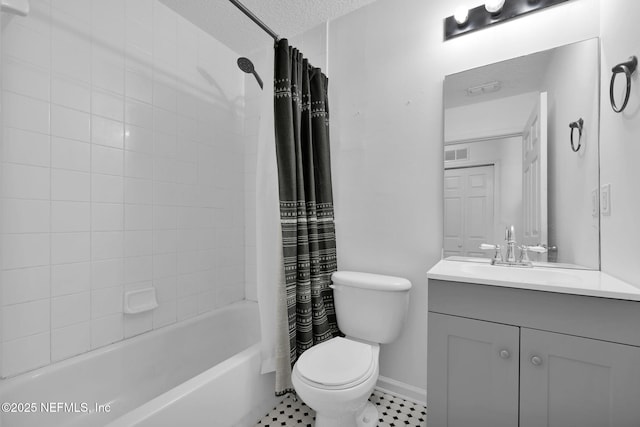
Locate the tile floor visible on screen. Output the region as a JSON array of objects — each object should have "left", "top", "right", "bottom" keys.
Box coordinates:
[{"left": 255, "top": 389, "right": 427, "bottom": 426}]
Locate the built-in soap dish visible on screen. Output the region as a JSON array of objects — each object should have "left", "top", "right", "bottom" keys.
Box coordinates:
[{"left": 123, "top": 288, "right": 158, "bottom": 314}]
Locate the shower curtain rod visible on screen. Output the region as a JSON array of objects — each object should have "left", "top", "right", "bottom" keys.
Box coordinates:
[{"left": 228, "top": 0, "right": 280, "bottom": 42}]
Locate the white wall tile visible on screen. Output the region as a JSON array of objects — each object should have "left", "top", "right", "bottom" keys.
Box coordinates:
[
  {"left": 52, "top": 137, "right": 91, "bottom": 172},
  {"left": 1, "top": 267, "right": 50, "bottom": 306},
  {"left": 1, "top": 199, "right": 50, "bottom": 233},
  {"left": 51, "top": 104, "right": 90, "bottom": 142},
  {"left": 52, "top": 169, "right": 90, "bottom": 201},
  {"left": 91, "top": 174, "right": 123, "bottom": 203},
  {"left": 3, "top": 23, "right": 51, "bottom": 69},
  {"left": 124, "top": 177, "right": 152, "bottom": 204},
  {"left": 153, "top": 253, "right": 176, "bottom": 279},
  {"left": 124, "top": 204, "right": 152, "bottom": 230},
  {"left": 52, "top": 26, "right": 91, "bottom": 82},
  {"left": 124, "top": 230, "right": 152, "bottom": 257},
  {"left": 52, "top": 75, "right": 91, "bottom": 112},
  {"left": 1, "top": 234, "right": 50, "bottom": 269},
  {"left": 92, "top": 89, "right": 124, "bottom": 122},
  {"left": 90, "top": 314, "right": 123, "bottom": 349},
  {"left": 51, "top": 292, "right": 90, "bottom": 329},
  {"left": 91, "top": 47, "right": 125, "bottom": 94},
  {"left": 123, "top": 255, "right": 152, "bottom": 284},
  {"left": 3, "top": 91, "right": 49, "bottom": 135},
  {"left": 3, "top": 57, "right": 50, "bottom": 102},
  {"left": 92, "top": 145, "right": 124, "bottom": 176},
  {"left": 123, "top": 311, "right": 152, "bottom": 338},
  {"left": 92, "top": 116, "right": 124, "bottom": 149},
  {"left": 176, "top": 295, "right": 197, "bottom": 321},
  {"left": 152, "top": 300, "right": 176, "bottom": 328},
  {"left": 91, "top": 286, "right": 123, "bottom": 319},
  {"left": 3, "top": 128, "right": 50, "bottom": 167},
  {"left": 51, "top": 201, "right": 91, "bottom": 232},
  {"left": 2, "top": 299, "right": 50, "bottom": 341},
  {"left": 91, "top": 231, "right": 123, "bottom": 261},
  {"left": 51, "top": 322, "right": 90, "bottom": 362},
  {"left": 51, "top": 262, "right": 90, "bottom": 296},
  {"left": 124, "top": 150, "right": 153, "bottom": 179},
  {"left": 124, "top": 125, "right": 153, "bottom": 154},
  {"left": 125, "top": 69, "right": 153, "bottom": 104},
  {"left": 2, "top": 164, "right": 50, "bottom": 200},
  {"left": 125, "top": 98, "right": 153, "bottom": 128},
  {"left": 2, "top": 332, "right": 50, "bottom": 377},
  {"left": 92, "top": 203, "right": 124, "bottom": 231},
  {"left": 51, "top": 232, "right": 91, "bottom": 264},
  {"left": 91, "top": 258, "right": 123, "bottom": 289},
  {"left": 0, "top": 0, "right": 247, "bottom": 377}
]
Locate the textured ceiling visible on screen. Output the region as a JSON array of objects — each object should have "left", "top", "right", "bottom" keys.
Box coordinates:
[{"left": 159, "top": 0, "right": 379, "bottom": 55}]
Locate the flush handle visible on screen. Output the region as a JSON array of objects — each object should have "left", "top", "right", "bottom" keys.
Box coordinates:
[{"left": 499, "top": 349, "right": 511, "bottom": 359}]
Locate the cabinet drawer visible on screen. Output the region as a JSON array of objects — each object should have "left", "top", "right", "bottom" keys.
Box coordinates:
[{"left": 429, "top": 279, "right": 640, "bottom": 347}]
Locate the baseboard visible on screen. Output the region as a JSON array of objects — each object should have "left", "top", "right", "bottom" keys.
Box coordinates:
[{"left": 375, "top": 375, "right": 427, "bottom": 407}]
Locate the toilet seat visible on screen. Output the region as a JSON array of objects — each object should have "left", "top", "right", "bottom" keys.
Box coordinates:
[{"left": 295, "top": 337, "right": 377, "bottom": 390}]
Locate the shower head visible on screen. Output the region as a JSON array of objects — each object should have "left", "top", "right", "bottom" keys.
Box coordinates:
[{"left": 237, "top": 57, "right": 263, "bottom": 90}]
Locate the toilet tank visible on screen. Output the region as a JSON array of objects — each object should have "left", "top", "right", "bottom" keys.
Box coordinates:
[{"left": 331, "top": 271, "right": 411, "bottom": 344}]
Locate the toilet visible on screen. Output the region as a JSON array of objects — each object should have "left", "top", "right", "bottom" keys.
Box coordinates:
[{"left": 291, "top": 271, "right": 412, "bottom": 427}]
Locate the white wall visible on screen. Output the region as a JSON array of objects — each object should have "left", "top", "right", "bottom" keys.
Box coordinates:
[
  {"left": 542, "top": 39, "right": 600, "bottom": 267},
  {"left": 325, "top": 0, "right": 600, "bottom": 394},
  {"left": 599, "top": 0, "right": 640, "bottom": 285},
  {"left": 0, "top": 0, "right": 246, "bottom": 377}
]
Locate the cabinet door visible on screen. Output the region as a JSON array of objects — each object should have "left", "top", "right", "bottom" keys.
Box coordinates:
[
  {"left": 520, "top": 328, "right": 640, "bottom": 427},
  {"left": 428, "top": 313, "right": 519, "bottom": 427}
]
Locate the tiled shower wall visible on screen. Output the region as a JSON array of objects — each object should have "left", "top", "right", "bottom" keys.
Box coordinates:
[{"left": 0, "top": 0, "right": 246, "bottom": 377}]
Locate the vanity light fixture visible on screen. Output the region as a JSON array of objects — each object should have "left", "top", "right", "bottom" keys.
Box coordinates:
[
  {"left": 444, "top": 0, "right": 570, "bottom": 41},
  {"left": 484, "top": 0, "right": 505, "bottom": 15},
  {"left": 454, "top": 6, "right": 469, "bottom": 26}
]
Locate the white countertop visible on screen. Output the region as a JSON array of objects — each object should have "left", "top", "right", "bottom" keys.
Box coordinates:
[{"left": 427, "top": 258, "right": 640, "bottom": 301}]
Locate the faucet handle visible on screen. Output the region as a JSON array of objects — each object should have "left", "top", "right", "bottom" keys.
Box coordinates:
[
  {"left": 527, "top": 245, "right": 548, "bottom": 253},
  {"left": 480, "top": 243, "right": 503, "bottom": 263}
]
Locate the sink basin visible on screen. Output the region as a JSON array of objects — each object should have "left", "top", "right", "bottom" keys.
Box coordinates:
[{"left": 460, "top": 263, "right": 583, "bottom": 287}]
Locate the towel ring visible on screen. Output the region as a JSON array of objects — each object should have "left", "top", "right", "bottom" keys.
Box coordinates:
[
  {"left": 610, "top": 56, "right": 637, "bottom": 113},
  {"left": 569, "top": 118, "right": 584, "bottom": 152}
]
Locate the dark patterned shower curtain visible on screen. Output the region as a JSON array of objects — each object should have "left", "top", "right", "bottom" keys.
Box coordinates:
[{"left": 273, "top": 39, "right": 340, "bottom": 396}]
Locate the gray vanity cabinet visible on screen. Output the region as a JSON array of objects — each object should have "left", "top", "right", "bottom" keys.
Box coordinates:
[
  {"left": 520, "top": 328, "right": 640, "bottom": 427},
  {"left": 428, "top": 279, "right": 640, "bottom": 427},
  {"left": 428, "top": 313, "right": 519, "bottom": 427}
]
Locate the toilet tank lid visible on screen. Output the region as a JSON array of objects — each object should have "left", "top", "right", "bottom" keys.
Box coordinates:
[{"left": 331, "top": 271, "right": 411, "bottom": 291}]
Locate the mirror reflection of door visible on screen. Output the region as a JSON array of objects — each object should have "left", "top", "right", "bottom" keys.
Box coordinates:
[
  {"left": 522, "top": 92, "right": 548, "bottom": 261},
  {"left": 444, "top": 165, "right": 494, "bottom": 258}
]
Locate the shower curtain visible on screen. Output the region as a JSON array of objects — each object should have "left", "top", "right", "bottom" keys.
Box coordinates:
[{"left": 272, "top": 39, "right": 340, "bottom": 395}]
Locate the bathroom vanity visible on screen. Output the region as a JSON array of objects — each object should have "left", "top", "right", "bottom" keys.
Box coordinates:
[{"left": 426, "top": 259, "right": 640, "bottom": 427}]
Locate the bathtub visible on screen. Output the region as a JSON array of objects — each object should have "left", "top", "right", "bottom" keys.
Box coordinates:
[{"left": 0, "top": 300, "right": 277, "bottom": 427}]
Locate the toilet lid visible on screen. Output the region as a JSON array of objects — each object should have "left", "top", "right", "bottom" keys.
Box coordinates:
[{"left": 296, "top": 337, "right": 375, "bottom": 387}]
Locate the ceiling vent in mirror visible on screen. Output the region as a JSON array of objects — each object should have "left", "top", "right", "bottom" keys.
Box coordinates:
[
  {"left": 467, "top": 81, "right": 501, "bottom": 97},
  {"left": 445, "top": 147, "right": 469, "bottom": 162}
]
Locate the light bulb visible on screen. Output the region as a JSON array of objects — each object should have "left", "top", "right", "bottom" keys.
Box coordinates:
[
  {"left": 454, "top": 6, "right": 469, "bottom": 25},
  {"left": 485, "top": 0, "right": 506, "bottom": 14}
]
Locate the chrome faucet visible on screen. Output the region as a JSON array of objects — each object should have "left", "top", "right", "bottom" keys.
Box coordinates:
[
  {"left": 480, "top": 225, "right": 548, "bottom": 268},
  {"left": 505, "top": 225, "right": 516, "bottom": 263}
]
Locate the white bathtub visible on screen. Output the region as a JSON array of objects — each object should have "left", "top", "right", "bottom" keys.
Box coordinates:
[{"left": 0, "top": 300, "right": 276, "bottom": 427}]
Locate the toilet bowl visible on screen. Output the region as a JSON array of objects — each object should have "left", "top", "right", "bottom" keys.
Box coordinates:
[
  {"left": 291, "top": 337, "right": 380, "bottom": 427},
  {"left": 291, "top": 271, "right": 412, "bottom": 427}
]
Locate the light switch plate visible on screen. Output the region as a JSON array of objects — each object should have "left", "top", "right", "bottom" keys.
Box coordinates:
[{"left": 601, "top": 184, "right": 611, "bottom": 216}]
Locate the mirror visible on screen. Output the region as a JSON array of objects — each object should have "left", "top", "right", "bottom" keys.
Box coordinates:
[{"left": 443, "top": 38, "right": 600, "bottom": 269}]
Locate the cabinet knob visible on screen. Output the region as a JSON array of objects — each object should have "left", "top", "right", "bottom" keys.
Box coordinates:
[
  {"left": 530, "top": 355, "right": 543, "bottom": 366},
  {"left": 499, "top": 349, "right": 511, "bottom": 359}
]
